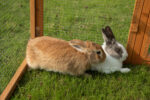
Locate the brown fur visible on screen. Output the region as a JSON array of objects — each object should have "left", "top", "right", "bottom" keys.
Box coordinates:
[{"left": 26, "top": 36, "right": 106, "bottom": 76}]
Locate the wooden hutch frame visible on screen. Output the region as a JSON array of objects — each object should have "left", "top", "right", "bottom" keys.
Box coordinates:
[{"left": 0, "top": 0, "right": 150, "bottom": 99}]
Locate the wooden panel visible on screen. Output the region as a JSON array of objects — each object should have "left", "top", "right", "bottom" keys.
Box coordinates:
[
  {"left": 126, "top": 0, "right": 144, "bottom": 64},
  {"left": 131, "top": 0, "right": 150, "bottom": 64},
  {"left": 140, "top": 11, "right": 150, "bottom": 61},
  {"left": 0, "top": 59, "right": 27, "bottom": 100}
]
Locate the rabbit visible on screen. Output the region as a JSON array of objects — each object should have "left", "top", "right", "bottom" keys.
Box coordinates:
[
  {"left": 26, "top": 36, "right": 106, "bottom": 76},
  {"left": 91, "top": 26, "right": 131, "bottom": 74}
]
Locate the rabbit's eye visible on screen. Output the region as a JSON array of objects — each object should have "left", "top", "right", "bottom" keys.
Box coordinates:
[
  {"left": 96, "top": 51, "right": 101, "bottom": 55},
  {"left": 115, "top": 48, "right": 122, "bottom": 53}
]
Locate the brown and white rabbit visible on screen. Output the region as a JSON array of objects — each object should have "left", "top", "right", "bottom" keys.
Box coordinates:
[
  {"left": 26, "top": 36, "right": 106, "bottom": 76},
  {"left": 91, "top": 26, "right": 130, "bottom": 74}
]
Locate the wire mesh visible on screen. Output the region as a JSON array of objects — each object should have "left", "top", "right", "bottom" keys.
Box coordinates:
[
  {"left": 0, "top": 0, "right": 135, "bottom": 97},
  {"left": 0, "top": 0, "right": 30, "bottom": 94},
  {"left": 44, "top": 0, "right": 135, "bottom": 46}
]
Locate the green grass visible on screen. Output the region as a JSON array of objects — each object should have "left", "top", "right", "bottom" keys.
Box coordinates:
[
  {"left": 0, "top": 0, "right": 150, "bottom": 100},
  {"left": 11, "top": 65, "right": 150, "bottom": 100},
  {"left": 0, "top": 0, "right": 30, "bottom": 94}
]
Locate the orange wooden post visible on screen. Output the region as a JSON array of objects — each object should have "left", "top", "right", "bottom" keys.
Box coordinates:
[
  {"left": 0, "top": 0, "right": 44, "bottom": 99},
  {"left": 30, "top": 0, "right": 36, "bottom": 38},
  {"left": 30, "top": 0, "right": 43, "bottom": 38},
  {"left": 126, "top": 0, "right": 150, "bottom": 65}
]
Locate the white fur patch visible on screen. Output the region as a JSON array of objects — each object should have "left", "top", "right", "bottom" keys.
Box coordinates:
[
  {"left": 120, "top": 68, "right": 131, "bottom": 73},
  {"left": 91, "top": 42, "right": 130, "bottom": 74}
]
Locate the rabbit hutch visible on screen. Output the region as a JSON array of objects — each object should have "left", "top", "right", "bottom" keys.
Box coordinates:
[{"left": 0, "top": 0, "right": 150, "bottom": 99}]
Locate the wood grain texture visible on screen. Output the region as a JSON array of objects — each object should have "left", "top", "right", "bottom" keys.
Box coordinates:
[
  {"left": 131, "top": 0, "right": 150, "bottom": 64},
  {"left": 30, "top": 0, "right": 43, "bottom": 38},
  {"left": 140, "top": 11, "right": 150, "bottom": 61},
  {"left": 0, "top": 59, "right": 27, "bottom": 100},
  {"left": 35, "top": 0, "right": 43, "bottom": 37},
  {"left": 30, "top": 0, "right": 35, "bottom": 39},
  {"left": 126, "top": 0, "right": 144, "bottom": 64}
]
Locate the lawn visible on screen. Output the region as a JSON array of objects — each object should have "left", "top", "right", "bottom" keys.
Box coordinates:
[{"left": 0, "top": 0, "right": 150, "bottom": 100}]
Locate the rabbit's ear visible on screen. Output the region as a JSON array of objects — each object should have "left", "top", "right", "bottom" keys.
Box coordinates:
[
  {"left": 69, "top": 40, "right": 87, "bottom": 53},
  {"left": 102, "top": 26, "right": 116, "bottom": 45},
  {"left": 105, "top": 26, "right": 115, "bottom": 39}
]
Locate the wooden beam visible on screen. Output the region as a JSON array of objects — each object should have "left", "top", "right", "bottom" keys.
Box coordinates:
[
  {"left": 30, "top": 0, "right": 36, "bottom": 38},
  {"left": 140, "top": 11, "right": 150, "bottom": 61},
  {"left": 0, "top": 59, "right": 27, "bottom": 100},
  {"left": 30, "top": 0, "right": 43, "bottom": 38},
  {"left": 35, "top": 0, "right": 44, "bottom": 37}
]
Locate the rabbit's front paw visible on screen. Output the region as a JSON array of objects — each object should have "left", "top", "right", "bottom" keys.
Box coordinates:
[{"left": 120, "top": 68, "right": 131, "bottom": 73}]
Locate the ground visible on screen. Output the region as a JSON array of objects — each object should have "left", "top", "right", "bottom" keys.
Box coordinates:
[{"left": 0, "top": 0, "right": 150, "bottom": 100}]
